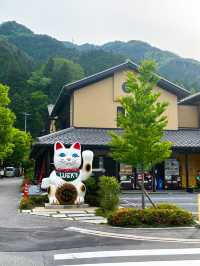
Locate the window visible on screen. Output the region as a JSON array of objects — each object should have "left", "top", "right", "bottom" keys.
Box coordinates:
[
  {"left": 117, "top": 106, "right": 125, "bottom": 114},
  {"left": 122, "top": 82, "right": 129, "bottom": 93}
]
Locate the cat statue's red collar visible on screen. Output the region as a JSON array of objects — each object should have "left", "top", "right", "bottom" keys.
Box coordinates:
[{"left": 55, "top": 168, "right": 80, "bottom": 181}]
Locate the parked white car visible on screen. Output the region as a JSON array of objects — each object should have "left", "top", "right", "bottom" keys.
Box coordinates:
[
  {"left": 4, "top": 167, "right": 15, "bottom": 177},
  {"left": 0, "top": 168, "right": 4, "bottom": 178}
]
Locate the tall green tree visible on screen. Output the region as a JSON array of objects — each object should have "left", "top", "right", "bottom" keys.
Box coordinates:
[
  {"left": 27, "top": 70, "right": 51, "bottom": 94},
  {"left": 44, "top": 58, "right": 84, "bottom": 101},
  {"left": 0, "top": 83, "right": 15, "bottom": 162},
  {"left": 0, "top": 83, "right": 31, "bottom": 166},
  {"left": 27, "top": 90, "right": 48, "bottom": 137},
  {"left": 7, "top": 128, "right": 32, "bottom": 166},
  {"left": 109, "top": 61, "right": 172, "bottom": 207}
]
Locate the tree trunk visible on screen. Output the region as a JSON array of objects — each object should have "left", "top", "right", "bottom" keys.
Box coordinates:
[{"left": 141, "top": 171, "right": 145, "bottom": 209}]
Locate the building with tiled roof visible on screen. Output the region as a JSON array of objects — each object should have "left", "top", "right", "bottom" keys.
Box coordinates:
[{"left": 31, "top": 60, "right": 200, "bottom": 190}]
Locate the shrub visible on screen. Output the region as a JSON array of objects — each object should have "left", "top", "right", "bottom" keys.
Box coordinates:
[
  {"left": 149, "top": 203, "right": 181, "bottom": 210},
  {"left": 98, "top": 176, "right": 120, "bottom": 214},
  {"left": 19, "top": 198, "right": 34, "bottom": 210},
  {"left": 30, "top": 194, "right": 49, "bottom": 205},
  {"left": 95, "top": 208, "right": 115, "bottom": 218},
  {"left": 108, "top": 205, "right": 194, "bottom": 227},
  {"left": 19, "top": 194, "right": 49, "bottom": 210},
  {"left": 108, "top": 208, "right": 143, "bottom": 226},
  {"left": 143, "top": 208, "right": 194, "bottom": 226},
  {"left": 143, "top": 208, "right": 171, "bottom": 225},
  {"left": 84, "top": 177, "right": 100, "bottom": 207}
]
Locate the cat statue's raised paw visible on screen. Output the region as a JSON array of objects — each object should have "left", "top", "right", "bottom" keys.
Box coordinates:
[{"left": 41, "top": 141, "right": 93, "bottom": 205}]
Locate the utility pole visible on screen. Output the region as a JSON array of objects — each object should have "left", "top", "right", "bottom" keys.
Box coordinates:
[{"left": 22, "top": 112, "right": 31, "bottom": 132}]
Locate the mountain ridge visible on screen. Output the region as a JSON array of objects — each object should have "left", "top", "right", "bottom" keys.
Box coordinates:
[
  {"left": 1, "top": 21, "right": 200, "bottom": 92},
  {"left": 1, "top": 20, "right": 200, "bottom": 136},
  {"left": 63, "top": 40, "right": 200, "bottom": 91}
]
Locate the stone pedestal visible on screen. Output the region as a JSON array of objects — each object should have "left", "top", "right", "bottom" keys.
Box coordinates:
[{"left": 45, "top": 203, "right": 89, "bottom": 209}]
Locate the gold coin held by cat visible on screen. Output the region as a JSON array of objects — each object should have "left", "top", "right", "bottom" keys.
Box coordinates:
[{"left": 56, "top": 183, "right": 77, "bottom": 205}]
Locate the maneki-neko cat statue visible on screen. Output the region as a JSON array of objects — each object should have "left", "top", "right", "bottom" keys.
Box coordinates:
[{"left": 41, "top": 141, "right": 93, "bottom": 205}]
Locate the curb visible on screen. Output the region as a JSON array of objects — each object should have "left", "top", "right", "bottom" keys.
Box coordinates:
[{"left": 65, "top": 226, "right": 200, "bottom": 243}]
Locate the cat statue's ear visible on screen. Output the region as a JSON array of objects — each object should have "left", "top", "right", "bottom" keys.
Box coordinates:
[
  {"left": 71, "top": 142, "right": 81, "bottom": 150},
  {"left": 54, "top": 141, "right": 65, "bottom": 151}
]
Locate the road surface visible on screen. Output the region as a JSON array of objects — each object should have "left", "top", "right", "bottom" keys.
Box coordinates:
[{"left": 0, "top": 177, "right": 200, "bottom": 265}]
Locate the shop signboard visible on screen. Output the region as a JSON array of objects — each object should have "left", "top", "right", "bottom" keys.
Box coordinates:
[
  {"left": 165, "top": 159, "right": 179, "bottom": 176},
  {"left": 120, "top": 164, "right": 133, "bottom": 177},
  {"left": 119, "top": 164, "right": 134, "bottom": 189}
]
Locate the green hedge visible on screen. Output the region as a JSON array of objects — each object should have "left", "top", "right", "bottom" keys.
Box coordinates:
[
  {"left": 97, "top": 176, "right": 120, "bottom": 216},
  {"left": 19, "top": 198, "right": 34, "bottom": 210},
  {"left": 19, "top": 194, "right": 49, "bottom": 210},
  {"left": 84, "top": 177, "right": 100, "bottom": 207},
  {"left": 108, "top": 208, "right": 143, "bottom": 226},
  {"left": 148, "top": 203, "right": 181, "bottom": 210},
  {"left": 84, "top": 176, "right": 121, "bottom": 212},
  {"left": 108, "top": 204, "right": 194, "bottom": 227}
]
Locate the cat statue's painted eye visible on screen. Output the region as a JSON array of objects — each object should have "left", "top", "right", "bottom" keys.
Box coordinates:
[
  {"left": 59, "top": 153, "right": 66, "bottom": 157},
  {"left": 72, "top": 153, "right": 79, "bottom": 158}
]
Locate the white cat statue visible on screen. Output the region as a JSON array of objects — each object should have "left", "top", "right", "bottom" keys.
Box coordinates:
[{"left": 41, "top": 141, "right": 94, "bottom": 205}]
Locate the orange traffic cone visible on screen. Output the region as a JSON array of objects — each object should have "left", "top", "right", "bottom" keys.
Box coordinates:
[{"left": 23, "top": 182, "right": 29, "bottom": 199}]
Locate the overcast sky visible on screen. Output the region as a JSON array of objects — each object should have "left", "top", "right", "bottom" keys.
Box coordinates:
[{"left": 1, "top": 0, "right": 200, "bottom": 60}]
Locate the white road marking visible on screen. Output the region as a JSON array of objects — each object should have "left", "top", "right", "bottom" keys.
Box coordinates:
[
  {"left": 64, "top": 227, "right": 200, "bottom": 243},
  {"left": 131, "top": 203, "right": 197, "bottom": 206},
  {"left": 121, "top": 199, "right": 137, "bottom": 207},
  {"left": 67, "top": 213, "right": 95, "bottom": 217},
  {"left": 58, "top": 260, "right": 200, "bottom": 266},
  {"left": 54, "top": 248, "right": 200, "bottom": 260},
  {"left": 121, "top": 197, "right": 196, "bottom": 200}
]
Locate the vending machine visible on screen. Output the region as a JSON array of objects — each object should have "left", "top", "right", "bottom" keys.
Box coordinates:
[
  {"left": 119, "top": 164, "right": 134, "bottom": 190},
  {"left": 144, "top": 172, "right": 153, "bottom": 190}
]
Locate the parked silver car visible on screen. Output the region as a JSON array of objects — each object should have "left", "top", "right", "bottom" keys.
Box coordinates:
[{"left": 4, "top": 167, "right": 15, "bottom": 177}]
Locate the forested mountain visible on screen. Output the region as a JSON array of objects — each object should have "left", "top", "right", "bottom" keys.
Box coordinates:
[
  {"left": 66, "top": 40, "right": 200, "bottom": 91},
  {"left": 78, "top": 50, "right": 125, "bottom": 75},
  {"left": 0, "top": 22, "right": 85, "bottom": 136},
  {"left": 0, "top": 20, "right": 200, "bottom": 137},
  {"left": 101, "top": 41, "right": 200, "bottom": 91},
  {"left": 0, "top": 21, "right": 78, "bottom": 63},
  {"left": 0, "top": 37, "right": 33, "bottom": 91},
  {"left": 0, "top": 21, "right": 33, "bottom": 36}
]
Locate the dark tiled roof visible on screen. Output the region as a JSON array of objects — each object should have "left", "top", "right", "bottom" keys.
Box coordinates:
[
  {"left": 35, "top": 127, "right": 200, "bottom": 148},
  {"left": 37, "top": 127, "right": 120, "bottom": 146},
  {"left": 179, "top": 91, "right": 200, "bottom": 105},
  {"left": 164, "top": 129, "right": 200, "bottom": 148},
  {"left": 52, "top": 60, "right": 190, "bottom": 116}
]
